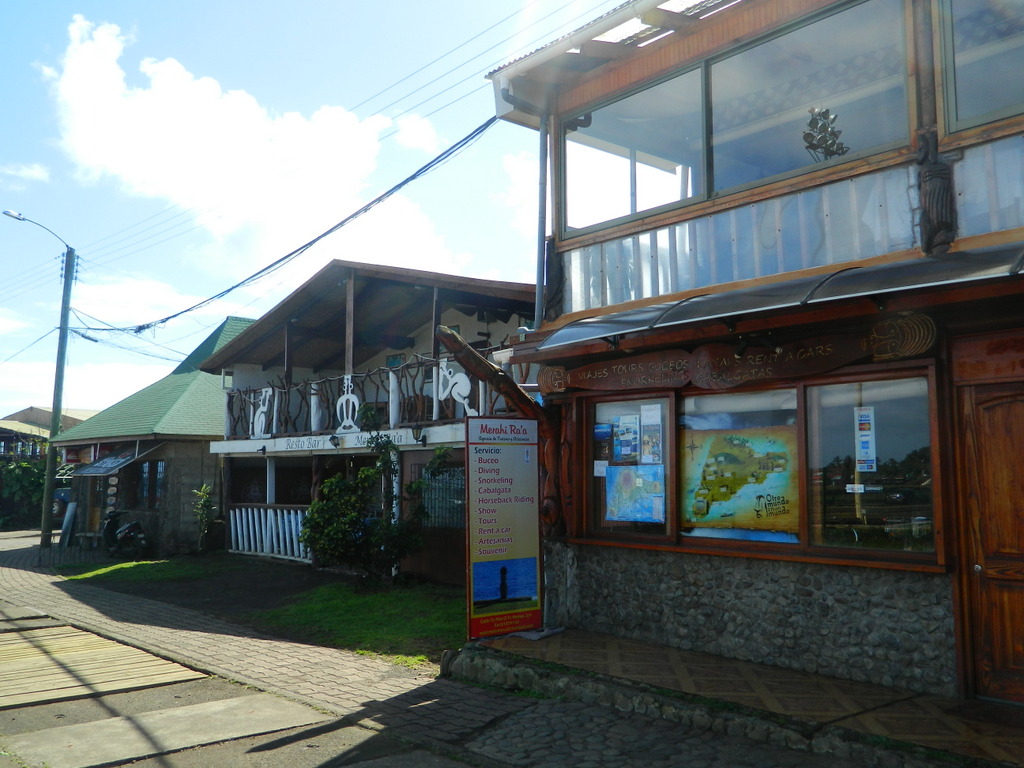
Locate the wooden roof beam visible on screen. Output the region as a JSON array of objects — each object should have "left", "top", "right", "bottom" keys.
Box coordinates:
[
  {"left": 578, "top": 40, "right": 635, "bottom": 61},
  {"left": 640, "top": 8, "right": 696, "bottom": 31}
]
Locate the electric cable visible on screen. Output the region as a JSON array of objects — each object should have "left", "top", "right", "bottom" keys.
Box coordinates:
[
  {"left": 39, "top": 1, "right": 614, "bottom": 280},
  {"left": 78, "top": 116, "right": 499, "bottom": 335},
  {"left": 2, "top": 328, "right": 56, "bottom": 363}
]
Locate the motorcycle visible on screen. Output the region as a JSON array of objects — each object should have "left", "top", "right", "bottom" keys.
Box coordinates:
[{"left": 102, "top": 509, "right": 150, "bottom": 559}]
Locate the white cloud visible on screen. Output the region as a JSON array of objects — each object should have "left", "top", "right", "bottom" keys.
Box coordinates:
[
  {"left": 0, "top": 163, "right": 50, "bottom": 185},
  {"left": 0, "top": 359, "right": 166, "bottom": 416},
  {"left": 45, "top": 15, "right": 471, "bottom": 289},
  {"left": 0, "top": 311, "right": 30, "bottom": 335},
  {"left": 498, "top": 150, "right": 544, "bottom": 239},
  {"left": 394, "top": 115, "right": 440, "bottom": 153},
  {"left": 74, "top": 274, "right": 234, "bottom": 326}
]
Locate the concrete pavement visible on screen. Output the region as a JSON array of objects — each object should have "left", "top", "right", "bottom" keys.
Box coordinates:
[{"left": 0, "top": 532, "right": 990, "bottom": 767}]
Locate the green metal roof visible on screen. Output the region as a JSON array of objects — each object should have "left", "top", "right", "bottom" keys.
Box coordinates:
[{"left": 54, "top": 317, "right": 253, "bottom": 445}]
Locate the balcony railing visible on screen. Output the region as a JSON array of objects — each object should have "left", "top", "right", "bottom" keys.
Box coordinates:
[{"left": 225, "top": 355, "right": 516, "bottom": 440}]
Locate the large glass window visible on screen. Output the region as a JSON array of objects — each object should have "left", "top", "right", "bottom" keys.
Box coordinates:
[
  {"left": 561, "top": 0, "right": 909, "bottom": 235},
  {"left": 565, "top": 69, "right": 704, "bottom": 232},
  {"left": 946, "top": 0, "right": 1024, "bottom": 130},
  {"left": 807, "top": 378, "right": 934, "bottom": 551},
  {"left": 585, "top": 372, "right": 937, "bottom": 559},
  {"left": 591, "top": 398, "right": 670, "bottom": 537},
  {"left": 711, "top": 0, "right": 907, "bottom": 192},
  {"left": 680, "top": 389, "right": 799, "bottom": 543}
]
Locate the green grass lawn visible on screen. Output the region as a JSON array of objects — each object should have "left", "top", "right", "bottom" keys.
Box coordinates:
[
  {"left": 253, "top": 582, "right": 465, "bottom": 667},
  {"left": 57, "top": 557, "right": 249, "bottom": 582},
  {"left": 56, "top": 556, "right": 466, "bottom": 668}
]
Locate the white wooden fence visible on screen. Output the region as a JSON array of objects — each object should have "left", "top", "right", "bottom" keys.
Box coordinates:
[{"left": 228, "top": 505, "right": 310, "bottom": 562}]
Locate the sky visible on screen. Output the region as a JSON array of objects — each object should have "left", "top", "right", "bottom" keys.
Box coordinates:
[{"left": 0, "top": 0, "right": 626, "bottom": 420}]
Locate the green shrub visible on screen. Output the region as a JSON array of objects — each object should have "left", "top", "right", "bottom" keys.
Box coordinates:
[
  {"left": 0, "top": 458, "right": 46, "bottom": 529},
  {"left": 300, "top": 406, "right": 450, "bottom": 582}
]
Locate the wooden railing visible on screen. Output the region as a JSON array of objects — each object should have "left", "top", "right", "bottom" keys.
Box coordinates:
[{"left": 228, "top": 505, "right": 310, "bottom": 562}]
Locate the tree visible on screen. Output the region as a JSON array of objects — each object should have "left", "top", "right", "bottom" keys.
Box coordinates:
[{"left": 191, "top": 483, "right": 221, "bottom": 553}]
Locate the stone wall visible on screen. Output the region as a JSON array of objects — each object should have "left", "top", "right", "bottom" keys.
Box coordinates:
[{"left": 542, "top": 541, "right": 957, "bottom": 696}]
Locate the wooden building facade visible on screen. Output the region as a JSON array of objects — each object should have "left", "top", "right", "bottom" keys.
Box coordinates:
[
  {"left": 201, "top": 260, "right": 535, "bottom": 585},
  {"left": 494, "top": 0, "right": 1024, "bottom": 703}
]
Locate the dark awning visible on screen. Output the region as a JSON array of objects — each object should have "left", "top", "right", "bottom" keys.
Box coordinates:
[
  {"left": 538, "top": 246, "right": 1024, "bottom": 351},
  {"left": 72, "top": 442, "right": 162, "bottom": 476}
]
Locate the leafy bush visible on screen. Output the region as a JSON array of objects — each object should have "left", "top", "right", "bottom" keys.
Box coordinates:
[
  {"left": 300, "top": 407, "right": 450, "bottom": 582},
  {"left": 0, "top": 458, "right": 46, "bottom": 529}
]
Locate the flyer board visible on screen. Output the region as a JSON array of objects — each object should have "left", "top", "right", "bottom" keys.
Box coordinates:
[{"left": 466, "top": 417, "right": 541, "bottom": 639}]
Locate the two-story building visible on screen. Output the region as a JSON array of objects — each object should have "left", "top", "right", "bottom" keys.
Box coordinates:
[
  {"left": 200, "top": 259, "right": 534, "bottom": 585},
  {"left": 494, "top": 0, "right": 1024, "bottom": 704}
]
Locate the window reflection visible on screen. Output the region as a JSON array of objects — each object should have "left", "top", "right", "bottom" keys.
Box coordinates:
[
  {"left": 711, "top": 0, "right": 907, "bottom": 192},
  {"left": 808, "top": 379, "right": 934, "bottom": 551},
  {"left": 949, "top": 0, "right": 1024, "bottom": 129},
  {"left": 565, "top": 69, "right": 703, "bottom": 231}
]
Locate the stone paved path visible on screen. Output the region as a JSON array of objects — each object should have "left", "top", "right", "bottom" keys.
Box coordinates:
[{"left": 0, "top": 534, "right": 931, "bottom": 767}]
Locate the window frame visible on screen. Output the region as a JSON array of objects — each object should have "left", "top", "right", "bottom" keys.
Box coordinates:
[
  {"left": 584, "top": 391, "right": 678, "bottom": 544},
  {"left": 560, "top": 62, "right": 708, "bottom": 236},
  {"left": 575, "top": 362, "right": 944, "bottom": 570}
]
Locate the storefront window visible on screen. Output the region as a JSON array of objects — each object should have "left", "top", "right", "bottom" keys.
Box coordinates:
[
  {"left": 807, "top": 378, "right": 934, "bottom": 551},
  {"left": 591, "top": 398, "right": 670, "bottom": 536},
  {"left": 945, "top": 0, "right": 1024, "bottom": 131},
  {"left": 680, "top": 389, "right": 799, "bottom": 543}
]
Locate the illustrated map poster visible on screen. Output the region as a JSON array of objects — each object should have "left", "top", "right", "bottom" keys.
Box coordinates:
[
  {"left": 681, "top": 425, "right": 799, "bottom": 532},
  {"left": 466, "top": 418, "right": 541, "bottom": 639}
]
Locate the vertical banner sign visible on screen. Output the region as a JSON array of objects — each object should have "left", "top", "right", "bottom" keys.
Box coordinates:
[
  {"left": 466, "top": 417, "right": 541, "bottom": 639},
  {"left": 854, "top": 406, "right": 877, "bottom": 472}
]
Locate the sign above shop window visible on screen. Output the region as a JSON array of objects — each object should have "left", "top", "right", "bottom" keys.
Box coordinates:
[{"left": 538, "top": 313, "right": 936, "bottom": 395}]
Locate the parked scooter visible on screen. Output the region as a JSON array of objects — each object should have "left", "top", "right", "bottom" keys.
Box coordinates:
[{"left": 102, "top": 509, "right": 149, "bottom": 559}]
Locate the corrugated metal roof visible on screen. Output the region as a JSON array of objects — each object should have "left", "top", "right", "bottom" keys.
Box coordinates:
[{"left": 488, "top": 0, "right": 740, "bottom": 80}]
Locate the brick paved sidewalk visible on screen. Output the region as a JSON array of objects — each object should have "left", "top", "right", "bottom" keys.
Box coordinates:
[{"left": 0, "top": 533, "right": 530, "bottom": 751}]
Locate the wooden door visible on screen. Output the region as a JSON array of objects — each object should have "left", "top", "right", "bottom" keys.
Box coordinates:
[{"left": 960, "top": 382, "right": 1024, "bottom": 703}]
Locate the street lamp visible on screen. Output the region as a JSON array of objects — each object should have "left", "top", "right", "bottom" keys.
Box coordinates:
[{"left": 3, "top": 209, "right": 77, "bottom": 550}]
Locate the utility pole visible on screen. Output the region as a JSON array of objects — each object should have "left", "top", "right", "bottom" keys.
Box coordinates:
[
  {"left": 39, "top": 244, "right": 77, "bottom": 548},
  {"left": 2, "top": 210, "right": 77, "bottom": 550}
]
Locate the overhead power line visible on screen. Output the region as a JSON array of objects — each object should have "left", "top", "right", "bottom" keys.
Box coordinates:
[
  {"left": 83, "top": 116, "right": 499, "bottom": 335},
  {"left": 61, "top": 1, "right": 617, "bottom": 280}
]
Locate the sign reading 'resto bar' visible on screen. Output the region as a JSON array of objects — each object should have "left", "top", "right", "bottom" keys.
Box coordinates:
[{"left": 465, "top": 418, "right": 541, "bottom": 640}]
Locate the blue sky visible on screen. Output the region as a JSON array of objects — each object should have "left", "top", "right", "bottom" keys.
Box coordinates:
[{"left": 0, "top": 0, "right": 624, "bottom": 418}]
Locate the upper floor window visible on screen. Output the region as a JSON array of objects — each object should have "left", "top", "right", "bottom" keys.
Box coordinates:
[
  {"left": 945, "top": 0, "right": 1024, "bottom": 131},
  {"left": 562, "top": 0, "right": 909, "bottom": 236},
  {"left": 711, "top": 0, "right": 907, "bottom": 192},
  {"left": 564, "top": 68, "right": 703, "bottom": 231}
]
